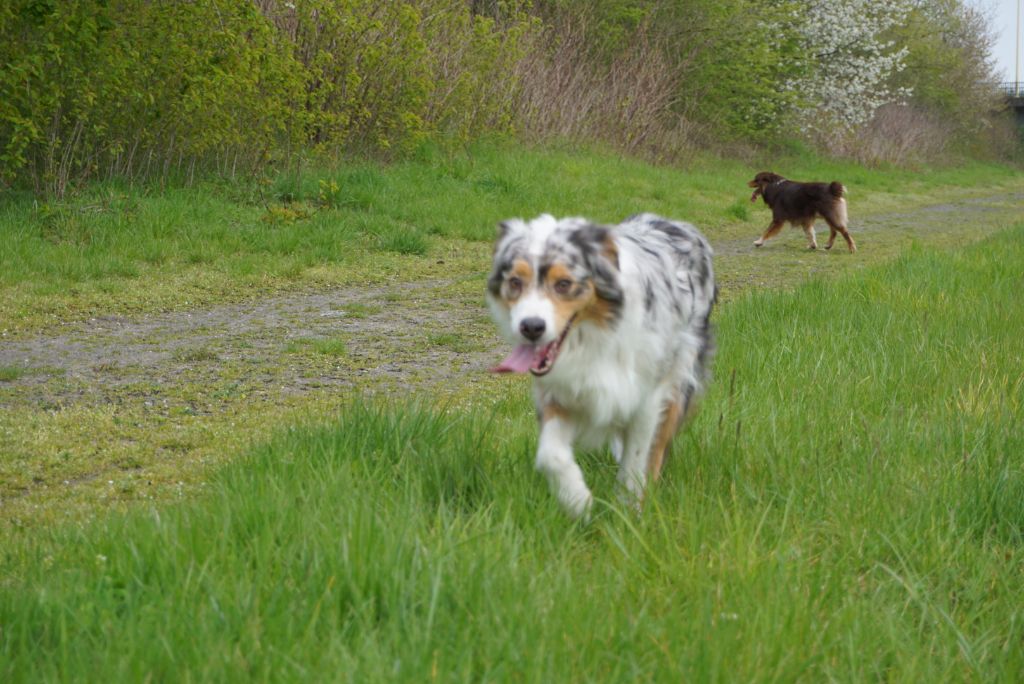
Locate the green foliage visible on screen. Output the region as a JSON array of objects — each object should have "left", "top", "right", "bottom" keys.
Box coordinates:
[
  {"left": 0, "top": 0, "right": 1011, "bottom": 195},
  {"left": 0, "top": 0, "right": 305, "bottom": 194},
  {"left": 317, "top": 179, "right": 341, "bottom": 208},
  {"left": 889, "top": 1, "right": 1005, "bottom": 151},
  {"left": 0, "top": 1, "right": 538, "bottom": 195},
  {"left": 285, "top": 337, "right": 349, "bottom": 357},
  {"left": 288, "top": 1, "right": 431, "bottom": 153},
  {"left": 421, "top": 2, "right": 538, "bottom": 141},
  {"left": 678, "top": 0, "right": 806, "bottom": 142},
  {"left": 542, "top": 0, "right": 654, "bottom": 55},
  {"left": 0, "top": 366, "right": 29, "bottom": 382},
  {"left": 525, "top": 0, "right": 808, "bottom": 147}
]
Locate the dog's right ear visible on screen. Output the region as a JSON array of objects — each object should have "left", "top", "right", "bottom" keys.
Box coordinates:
[
  {"left": 490, "top": 219, "right": 526, "bottom": 295},
  {"left": 571, "top": 224, "right": 623, "bottom": 307}
]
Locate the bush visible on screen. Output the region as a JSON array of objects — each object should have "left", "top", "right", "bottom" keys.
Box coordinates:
[
  {"left": 513, "top": 9, "right": 697, "bottom": 159},
  {"left": 822, "top": 104, "right": 952, "bottom": 166},
  {"left": 892, "top": 1, "right": 1005, "bottom": 153},
  {"left": 0, "top": 0, "right": 540, "bottom": 195},
  {"left": 0, "top": 0, "right": 1013, "bottom": 196},
  {"left": 0, "top": 0, "right": 304, "bottom": 195}
]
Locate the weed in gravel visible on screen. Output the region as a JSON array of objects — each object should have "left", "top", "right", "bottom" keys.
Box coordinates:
[
  {"left": 172, "top": 348, "right": 220, "bottom": 363},
  {"left": 340, "top": 303, "right": 382, "bottom": 319},
  {"left": 285, "top": 337, "right": 348, "bottom": 358},
  {"left": 0, "top": 365, "right": 28, "bottom": 381}
]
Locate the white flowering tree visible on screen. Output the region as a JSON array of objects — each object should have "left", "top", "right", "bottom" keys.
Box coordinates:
[{"left": 788, "top": 0, "right": 913, "bottom": 132}]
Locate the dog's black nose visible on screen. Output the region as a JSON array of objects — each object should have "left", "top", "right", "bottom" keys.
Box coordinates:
[{"left": 519, "top": 317, "right": 546, "bottom": 341}]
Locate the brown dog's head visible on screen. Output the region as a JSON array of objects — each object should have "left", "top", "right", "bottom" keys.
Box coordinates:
[{"left": 747, "top": 171, "right": 784, "bottom": 202}]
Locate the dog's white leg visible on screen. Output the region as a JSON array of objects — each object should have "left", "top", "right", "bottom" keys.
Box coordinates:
[
  {"left": 803, "top": 222, "right": 817, "bottom": 250},
  {"left": 536, "top": 413, "right": 592, "bottom": 519},
  {"left": 616, "top": 399, "right": 662, "bottom": 509},
  {"left": 610, "top": 435, "right": 624, "bottom": 464}
]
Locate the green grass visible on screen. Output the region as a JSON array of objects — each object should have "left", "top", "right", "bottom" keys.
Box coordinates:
[
  {"left": 3, "top": 225, "right": 1021, "bottom": 681},
  {"left": 171, "top": 347, "right": 221, "bottom": 363},
  {"left": 285, "top": 337, "right": 349, "bottom": 357},
  {"left": 0, "top": 366, "right": 28, "bottom": 382},
  {"left": 1, "top": 142, "right": 1021, "bottom": 333},
  {"left": 339, "top": 303, "right": 381, "bottom": 319}
]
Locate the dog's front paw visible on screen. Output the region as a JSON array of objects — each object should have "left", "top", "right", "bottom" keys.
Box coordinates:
[
  {"left": 563, "top": 490, "right": 594, "bottom": 521},
  {"left": 616, "top": 487, "right": 643, "bottom": 515},
  {"left": 753, "top": 239, "right": 764, "bottom": 247}
]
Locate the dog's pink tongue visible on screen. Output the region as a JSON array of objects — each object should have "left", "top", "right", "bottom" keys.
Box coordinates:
[{"left": 491, "top": 344, "right": 536, "bottom": 373}]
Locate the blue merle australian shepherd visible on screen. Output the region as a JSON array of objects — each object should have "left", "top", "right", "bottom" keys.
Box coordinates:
[{"left": 487, "top": 214, "right": 715, "bottom": 518}]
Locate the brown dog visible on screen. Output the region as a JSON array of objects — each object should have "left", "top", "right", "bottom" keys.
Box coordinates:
[{"left": 748, "top": 172, "right": 856, "bottom": 252}]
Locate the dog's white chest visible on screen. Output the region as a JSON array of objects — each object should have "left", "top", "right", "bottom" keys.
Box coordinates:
[{"left": 538, "top": 336, "right": 653, "bottom": 430}]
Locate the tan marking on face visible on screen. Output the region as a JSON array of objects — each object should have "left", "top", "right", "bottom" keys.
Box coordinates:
[
  {"left": 542, "top": 262, "right": 587, "bottom": 333},
  {"left": 511, "top": 259, "right": 533, "bottom": 281},
  {"left": 501, "top": 258, "right": 534, "bottom": 303},
  {"left": 542, "top": 261, "right": 618, "bottom": 330},
  {"left": 580, "top": 292, "right": 619, "bottom": 327},
  {"left": 544, "top": 263, "right": 575, "bottom": 292}
]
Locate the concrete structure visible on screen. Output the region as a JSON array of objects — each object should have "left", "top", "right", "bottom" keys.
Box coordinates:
[{"left": 1001, "top": 82, "right": 1024, "bottom": 127}]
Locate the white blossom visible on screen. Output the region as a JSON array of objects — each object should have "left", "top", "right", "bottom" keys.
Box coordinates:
[{"left": 788, "top": 0, "right": 913, "bottom": 132}]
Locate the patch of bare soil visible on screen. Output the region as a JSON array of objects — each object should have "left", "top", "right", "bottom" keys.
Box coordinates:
[{"left": 0, "top": 280, "right": 499, "bottom": 407}]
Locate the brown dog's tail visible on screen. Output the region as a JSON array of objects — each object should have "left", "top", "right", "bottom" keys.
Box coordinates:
[{"left": 829, "top": 181, "right": 845, "bottom": 198}]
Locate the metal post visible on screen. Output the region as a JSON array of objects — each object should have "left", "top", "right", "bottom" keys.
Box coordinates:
[{"left": 1017, "top": 0, "right": 1021, "bottom": 96}]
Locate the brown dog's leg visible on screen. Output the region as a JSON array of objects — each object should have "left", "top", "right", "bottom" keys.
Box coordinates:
[
  {"left": 825, "top": 218, "right": 856, "bottom": 253},
  {"left": 646, "top": 397, "right": 682, "bottom": 482},
  {"left": 825, "top": 225, "right": 838, "bottom": 250},
  {"left": 754, "top": 220, "right": 784, "bottom": 247},
  {"left": 838, "top": 226, "right": 856, "bottom": 253},
  {"left": 823, "top": 206, "right": 856, "bottom": 253}
]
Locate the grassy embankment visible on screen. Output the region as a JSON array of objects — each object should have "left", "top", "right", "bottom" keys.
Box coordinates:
[
  {"left": 1, "top": 217, "right": 1022, "bottom": 680},
  {"left": 2, "top": 143, "right": 1022, "bottom": 332}
]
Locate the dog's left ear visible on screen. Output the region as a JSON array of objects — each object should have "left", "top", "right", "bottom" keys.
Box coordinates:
[
  {"left": 573, "top": 224, "right": 623, "bottom": 305},
  {"left": 496, "top": 218, "right": 528, "bottom": 242}
]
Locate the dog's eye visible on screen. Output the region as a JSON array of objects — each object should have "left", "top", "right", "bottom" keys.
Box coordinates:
[
  {"left": 553, "top": 279, "right": 573, "bottom": 296},
  {"left": 507, "top": 276, "right": 523, "bottom": 294}
]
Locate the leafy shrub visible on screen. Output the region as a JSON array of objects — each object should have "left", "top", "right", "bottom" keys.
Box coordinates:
[
  {"left": 0, "top": 0, "right": 1012, "bottom": 197},
  {"left": 0, "top": 0, "right": 304, "bottom": 195}
]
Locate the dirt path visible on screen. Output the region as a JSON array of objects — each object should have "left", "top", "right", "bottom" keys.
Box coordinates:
[
  {"left": 4, "top": 192, "right": 1020, "bottom": 401},
  {"left": 1, "top": 192, "right": 1021, "bottom": 528},
  {"left": 0, "top": 279, "right": 495, "bottom": 405}
]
